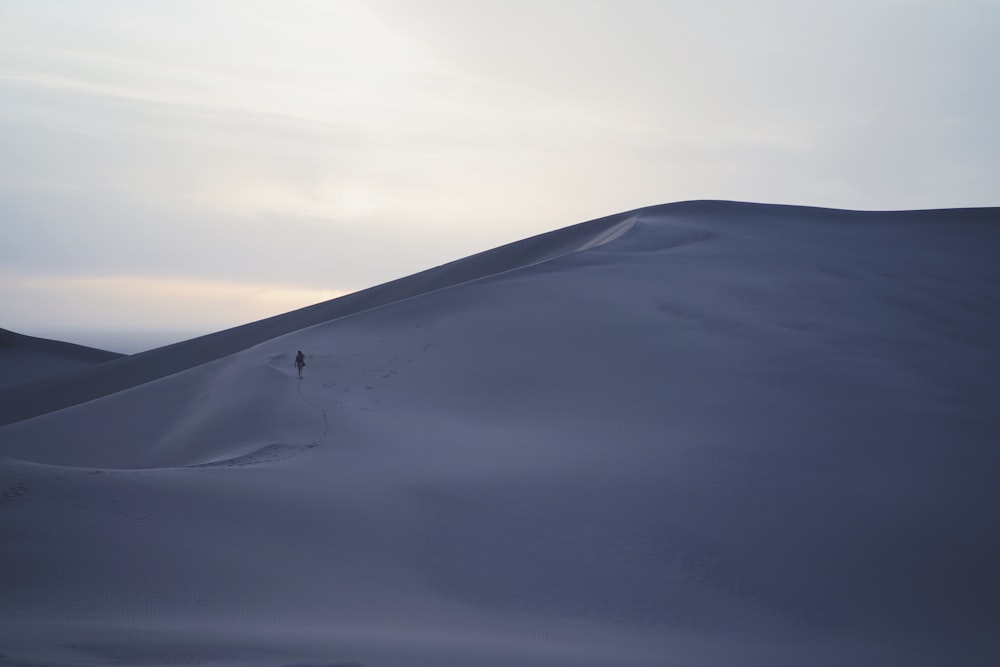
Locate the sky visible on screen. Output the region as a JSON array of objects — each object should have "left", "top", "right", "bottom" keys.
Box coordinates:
[{"left": 1, "top": 0, "right": 998, "bottom": 352}]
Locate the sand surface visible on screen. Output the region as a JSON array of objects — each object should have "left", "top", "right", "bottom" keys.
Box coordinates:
[{"left": 1, "top": 201, "right": 999, "bottom": 666}]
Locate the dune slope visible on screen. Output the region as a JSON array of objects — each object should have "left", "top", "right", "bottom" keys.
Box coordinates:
[
  {"left": 1, "top": 201, "right": 999, "bottom": 666},
  {"left": 0, "top": 328, "right": 123, "bottom": 390},
  {"left": 0, "top": 208, "right": 636, "bottom": 427}
]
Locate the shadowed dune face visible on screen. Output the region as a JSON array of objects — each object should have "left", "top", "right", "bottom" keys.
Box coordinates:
[
  {"left": 1, "top": 201, "right": 999, "bottom": 666},
  {"left": 0, "top": 328, "right": 123, "bottom": 390}
]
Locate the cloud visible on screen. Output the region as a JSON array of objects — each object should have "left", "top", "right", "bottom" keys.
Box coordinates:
[
  {"left": 1, "top": 0, "right": 997, "bottom": 336},
  {"left": 0, "top": 270, "right": 346, "bottom": 332}
]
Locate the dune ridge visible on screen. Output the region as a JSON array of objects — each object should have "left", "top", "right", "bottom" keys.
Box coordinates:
[
  {"left": 0, "top": 328, "right": 123, "bottom": 391},
  {"left": 0, "top": 207, "right": 639, "bottom": 428}
]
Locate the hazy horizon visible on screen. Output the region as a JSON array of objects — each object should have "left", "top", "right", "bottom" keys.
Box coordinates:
[{"left": 14, "top": 326, "right": 209, "bottom": 354}]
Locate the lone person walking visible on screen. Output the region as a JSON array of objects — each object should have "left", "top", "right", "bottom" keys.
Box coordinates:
[{"left": 294, "top": 350, "right": 306, "bottom": 379}]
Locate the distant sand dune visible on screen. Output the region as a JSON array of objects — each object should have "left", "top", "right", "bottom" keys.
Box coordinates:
[{"left": 0, "top": 327, "right": 122, "bottom": 390}]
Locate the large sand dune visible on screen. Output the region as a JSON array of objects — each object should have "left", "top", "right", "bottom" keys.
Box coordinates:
[{"left": 1, "top": 201, "right": 999, "bottom": 666}]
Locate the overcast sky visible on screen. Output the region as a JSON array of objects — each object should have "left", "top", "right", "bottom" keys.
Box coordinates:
[{"left": 2, "top": 0, "right": 998, "bottom": 351}]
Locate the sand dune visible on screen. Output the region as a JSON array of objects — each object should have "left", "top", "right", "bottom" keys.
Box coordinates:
[
  {"left": 1, "top": 201, "right": 999, "bottom": 666},
  {"left": 0, "top": 328, "right": 122, "bottom": 391},
  {"left": 0, "top": 208, "right": 636, "bottom": 428}
]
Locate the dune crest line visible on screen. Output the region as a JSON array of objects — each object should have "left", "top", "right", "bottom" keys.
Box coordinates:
[{"left": 0, "top": 207, "right": 642, "bottom": 427}]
